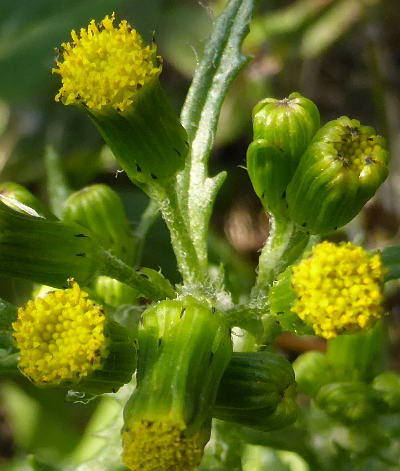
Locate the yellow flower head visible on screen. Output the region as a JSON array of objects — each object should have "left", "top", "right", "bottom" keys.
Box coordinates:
[
  {"left": 122, "top": 419, "right": 204, "bottom": 471},
  {"left": 53, "top": 13, "right": 161, "bottom": 112},
  {"left": 291, "top": 241, "right": 385, "bottom": 339},
  {"left": 12, "top": 282, "right": 108, "bottom": 385}
]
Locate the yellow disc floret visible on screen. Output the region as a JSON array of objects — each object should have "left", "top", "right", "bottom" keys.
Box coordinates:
[
  {"left": 332, "top": 124, "right": 384, "bottom": 175},
  {"left": 53, "top": 13, "right": 161, "bottom": 112},
  {"left": 122, "top": 419, "right": 204, "bottom": 471},
  {"left": 291, "top": 241, "right": 385, "bottom": 339},
  {"left": 12, "top": 282, "right": 108, "bottom": 385}
]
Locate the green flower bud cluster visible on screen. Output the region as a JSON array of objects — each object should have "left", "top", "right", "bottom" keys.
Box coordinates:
[
  {"left": 372, "top": 372, "right": 400, "bottom": 412},
  {"left": 294, "top": 326, "right": 390, "bottom": 424},
  {"left": 248, "top": 94, "right": 389, "bottom": 233},
  {"left": 314, "top": 382, "right": 386, "bottom": 424}
]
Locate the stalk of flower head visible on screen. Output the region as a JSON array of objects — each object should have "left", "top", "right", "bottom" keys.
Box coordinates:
[
  {"left": 12, "top": 281, "right": 137, "bottom": 396},
  {"left": 270, "top": 241, "right": 386, "bottom": 339},
  {"left": 122, "top": 298, "right": 232, "bottom": 471}
]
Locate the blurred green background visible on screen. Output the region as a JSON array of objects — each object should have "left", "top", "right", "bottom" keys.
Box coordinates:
[{"left": 1, "top": 0, "right": 400, "bottom": 468}]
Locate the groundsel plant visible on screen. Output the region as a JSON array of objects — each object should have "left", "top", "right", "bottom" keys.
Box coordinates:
[{"left": 1, "top": 2, "right": 400, "bottom": 471}]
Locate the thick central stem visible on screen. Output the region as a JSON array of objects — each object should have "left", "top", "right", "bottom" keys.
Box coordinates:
[{"left": 149, "top": 180, "right": 202, "bottom": 286}]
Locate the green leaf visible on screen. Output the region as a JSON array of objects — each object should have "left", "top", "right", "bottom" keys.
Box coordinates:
[
  {"left": 380, "top": 245, "right": 400, "bottom": 282},
  {"left": 181, "top": 0, "right": 254, "bottom": 146},
  {"left": 178, "top": 0, "right": 256, "bottom": 273}
]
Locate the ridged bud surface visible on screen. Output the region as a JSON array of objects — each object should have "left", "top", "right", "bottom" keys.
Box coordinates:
[
  {"left": 214, "top": 350, "right": 297, "bottom": 431},
  {"left": 248, "top": 92, "right": 320, "bottom": 218},
  {"left": 286, "top": 116, "right": 389, "bottom": 233}
]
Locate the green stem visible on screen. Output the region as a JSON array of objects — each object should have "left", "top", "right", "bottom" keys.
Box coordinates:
[
  {"left": 148, "top": 180, "right": 202, "bottom": 286},
  {"left": 99, "top": 250, "right": 170, "bottom": 301},
  {"left": 252, "top": 216, "right": 310, "bottom": 299}
]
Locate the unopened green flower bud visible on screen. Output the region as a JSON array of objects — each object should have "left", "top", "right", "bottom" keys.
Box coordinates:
[
  {"left": 63, "top": 184, "right": 142, "bottom": 306},
  {"left": 315, "top": 382, "right": 387, "bottom": 423},
  {"left": 54, "top": 14, "right": 188, "bottom": 184},
  {"left": 248, "top": 93, "right": 320, "bottom": 218},
  {"left": 286, "top": 117, "right": 389, "bottom": 234},
  {"left": 293, "top": 351, "right": 332, "bottom": 397},
  {"left": 122, "top": 298, "right": 232, "bottom": 471},
  {"left": 12, "top": 281, "right": 137, "bottom": 396},
  {"left": 0, "top": 201, "right": 98, "bottom": 288},
  {"left": 327, "top": 322, "right": 384, "bottom": 383},
  {"left": 258, "top": 384, "right": 298, "bottom": 431},
  {"left": 214, "top": 350, "right": 297, "bottom": 431},
  {"left": 372, "top": 372, "right": 400, "bottom": 412},
  {"left": 0, "top": 182, "right": 56, "bottom": 219},
  {"left": 252, "top": 92, "right": 320, "bottom": 170},
  {"left": 94, "top": 276, "right": 138, "bottom": 308},
  {"left": 63, "top": 184, "right": 135, "bottom": 263}
]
